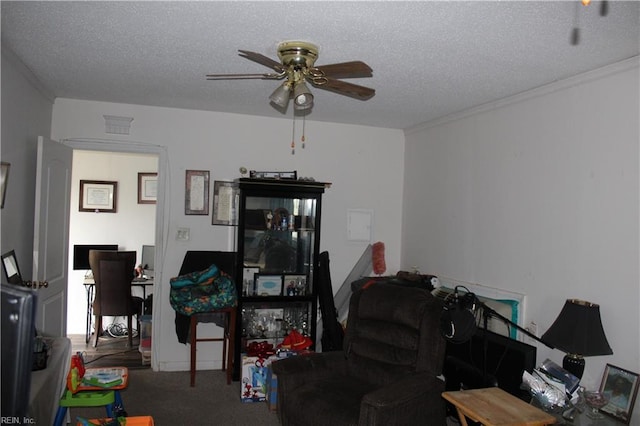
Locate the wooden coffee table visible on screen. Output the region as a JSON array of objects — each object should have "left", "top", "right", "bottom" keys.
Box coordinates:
[{"left": 442, "top": 387, "right": 556, "bottom": 426}]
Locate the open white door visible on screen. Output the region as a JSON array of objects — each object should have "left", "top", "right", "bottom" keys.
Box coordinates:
[{"left": 33, "top": 136, "right": 72, "bottom": 337}]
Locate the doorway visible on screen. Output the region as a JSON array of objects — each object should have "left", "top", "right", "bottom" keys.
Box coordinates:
[{"left": 63, "top": 138, "right": 167, "bottom": 370}]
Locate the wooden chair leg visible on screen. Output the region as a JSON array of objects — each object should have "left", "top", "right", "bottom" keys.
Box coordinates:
[
  {"left": 188, "top": 310, "right": 235, "bottom": 386},
  {"left": 190, "top": 315, "right": 197, "bottom": 387},
  {"left": 94, "top": 316, "right": 103, "bottom": 348},
  {"left": 221, "top": 314, "right": 228, "bottom": 372}
]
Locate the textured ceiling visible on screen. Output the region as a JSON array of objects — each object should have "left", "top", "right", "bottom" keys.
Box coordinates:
[{"left": 2, "top": 1, "right": 638, "bottom": 130}]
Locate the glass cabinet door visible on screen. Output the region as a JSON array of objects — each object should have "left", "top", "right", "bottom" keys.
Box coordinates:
[{"left": 240, "top": 195, "right": 316, "bottom": 297}]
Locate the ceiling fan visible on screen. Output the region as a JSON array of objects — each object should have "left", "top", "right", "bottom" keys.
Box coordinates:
[{"left": 206, "top": 41, "right": 375, "bottom": 111}]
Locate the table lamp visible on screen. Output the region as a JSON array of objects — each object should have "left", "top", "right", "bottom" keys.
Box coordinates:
[{"left": 541, "top": 299, "right": 612, "bottom": 379}]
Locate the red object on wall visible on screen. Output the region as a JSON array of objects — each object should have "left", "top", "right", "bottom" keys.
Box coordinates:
[{"left": 372, "top": 241, "right": 386, "bottom": 275}]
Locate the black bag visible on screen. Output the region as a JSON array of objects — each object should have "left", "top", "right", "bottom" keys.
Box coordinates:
[{"left": 317, "top": 251, "right": 344, "bottom": 351}]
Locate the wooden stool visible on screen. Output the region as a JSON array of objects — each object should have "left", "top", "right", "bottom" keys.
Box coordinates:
[{"left": 190, "top": 307, "right": 236, "bottom": 386}]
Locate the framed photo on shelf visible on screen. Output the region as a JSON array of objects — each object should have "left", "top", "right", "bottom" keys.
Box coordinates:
[
  {"left": 599, "top": 363, "right": 639, "bottom": 424},
  {"left": 212, "top": 180, "right": 239, "bottom": 226},
  {"left": 137, "top": 172, "right": 158, "bottom": 204},
  {"left": 242, "top": 267, "right": 260, "bottom": 296},
  {"left": 79, "top": 180, "right": 117, "bottom": 213},
  {"left": 254, "top": 274, "right": 283, "bottom": 296},
  {"left": 185, "top": 170, "right": 209, "bottom": 215},
  {"left": 284, "top": 274, "right": 307, "bottom": 296}
]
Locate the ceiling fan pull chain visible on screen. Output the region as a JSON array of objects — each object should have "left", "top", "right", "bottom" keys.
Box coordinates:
[
  {"left": 291, "top": 112, "right": 296, "bottom": 155},
  {"left": 301, "top": 112, "right": 306, "bottom": 149},
  {"left": 571, "top": 1, "right": 581, "bottom": 45}
]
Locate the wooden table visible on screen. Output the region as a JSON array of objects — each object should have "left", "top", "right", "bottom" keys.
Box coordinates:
[{"left": 442, "top": 387, "right": 557, "bottom": 426}]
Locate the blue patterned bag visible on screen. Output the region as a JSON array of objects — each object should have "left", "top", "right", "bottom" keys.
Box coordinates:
[{"left": 169, "top": 263, "right": 237, "bottom": 316}]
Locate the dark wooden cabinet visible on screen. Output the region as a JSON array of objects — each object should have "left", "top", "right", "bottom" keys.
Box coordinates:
[{"left": 233, "top": 178, "right": 328, "bottom": 380}]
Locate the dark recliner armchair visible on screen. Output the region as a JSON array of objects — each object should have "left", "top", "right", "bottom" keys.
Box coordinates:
[{"left": 272, "top": 282, "right": 447, "bottom": 426}]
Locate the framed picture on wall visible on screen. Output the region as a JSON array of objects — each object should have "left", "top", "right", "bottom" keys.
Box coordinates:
[
  {"left": 185, "top": 170, "right": 209, "bottom": 215},
  {"left": 1, "top": 250, "right": 23, "bottom": 285},
  {"left": 1, "top": 162, "right": 10, "bottom": 209},
  {"left": 79, "top": 180, "right": 118, "bottom": 213},
  {"left": 138, "top": 172, "right": 158, "bottom": 204},
  {"left": 212, "top": 180, "right": 239, "bottom": 226}
]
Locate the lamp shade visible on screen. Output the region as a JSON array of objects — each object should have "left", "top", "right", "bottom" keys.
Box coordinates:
[
  {"left": 269, "top": 82, "right": 291, "bottom": 108},
  {"left": 541, "top": 299, "right": 612, "bottom": 357},
  {"left": 293, "top": 81, "right": 313, "bottom": 110}
]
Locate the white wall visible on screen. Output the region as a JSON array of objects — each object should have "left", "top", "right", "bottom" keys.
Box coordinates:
[
  {"left": 51, "top": 99, "right": 405, "bottom": 371},
  {"left": 0, "top": 48, "right": 53, "bottom": 276},
  {"left": 67, "top": 150, "right": 157, "bottom": 334},
  {"left": 403, "top": 58, "right": 639, "bottom": 404}
]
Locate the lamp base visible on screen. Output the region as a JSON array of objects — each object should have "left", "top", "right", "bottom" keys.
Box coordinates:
[{"left": 563, "top": 354, "right": 585, "bottom": 379}]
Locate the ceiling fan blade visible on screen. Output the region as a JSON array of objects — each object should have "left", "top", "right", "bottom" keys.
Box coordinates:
[
  {"left": 206, "top": 72, "right": 284, "bottom": 80},
  {"left": 238, "top": 50, "right": 285, "bottom": 73},
  {"left": 313, "top": 61, "right": 373, "bottom": 79},
  {"left": 310, "top": 77, "right": 375, "bottom": 101}
]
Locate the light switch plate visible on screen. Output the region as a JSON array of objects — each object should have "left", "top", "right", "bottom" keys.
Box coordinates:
[{"left": 176, "top": 227, "right": 190, "bottom": 241}]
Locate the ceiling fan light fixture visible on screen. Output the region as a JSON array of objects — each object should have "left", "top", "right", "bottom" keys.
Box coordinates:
[
  {"left": 293, "top": 81, "right": 314, "bottom": 110},
  {"left": 207, "top": 41, "right": 375, "bottom": 113},
  {"left": 269, "top": 82, "right": 291, "bottom": 108}
]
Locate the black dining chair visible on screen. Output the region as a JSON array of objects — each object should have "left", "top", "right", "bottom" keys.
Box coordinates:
[{"left": 89, "top": 250, "right": 142, "bottom": 348}]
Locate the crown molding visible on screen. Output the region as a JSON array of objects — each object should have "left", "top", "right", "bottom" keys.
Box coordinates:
[
  {"left": 405, "top": 56, "right": 640, "bottom": 136},
  {"left": 1, "top": 42, "right": 56, "bottom": 103}
]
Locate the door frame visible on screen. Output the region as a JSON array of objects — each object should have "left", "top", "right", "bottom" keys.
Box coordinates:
[{"left": 63, "top": 138, "right": 168, "bottom": 371}]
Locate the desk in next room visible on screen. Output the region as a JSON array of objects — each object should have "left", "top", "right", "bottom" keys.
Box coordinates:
[
  {"left": 442, "top": 387, "right": 556, "bottom": 426},
  {"left": 83, "top": 277, "right": 154, "bottom": 343}
]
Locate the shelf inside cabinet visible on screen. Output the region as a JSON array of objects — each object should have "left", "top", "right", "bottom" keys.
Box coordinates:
[{"left": 240, "top": 302, "right": 312, "bottom": 351}]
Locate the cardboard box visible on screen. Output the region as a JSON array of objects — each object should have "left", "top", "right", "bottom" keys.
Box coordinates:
[
  {"left": 240, "top": 350, "right": 301, "bottom": 404},
  {"left": 241, "top": 355, "right": 277, "bottom": 402}
]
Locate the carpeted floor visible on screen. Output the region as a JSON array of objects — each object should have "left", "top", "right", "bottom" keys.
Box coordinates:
[
  {"left": 68, "top": 334, "right": 280, "bottom": 425},
  {"left": 67, "top": 334, "right": 461, "bottom": 425},
  {"left": 68, "top": 368, "right": 281, "bottom": 425}
]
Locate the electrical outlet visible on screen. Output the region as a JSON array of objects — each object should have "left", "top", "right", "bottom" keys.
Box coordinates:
[
  {"left": 176, "top": 227, "right": 190, "bottom": 241},
  {"left": 526, "top": 321, "right": 538, "bottom": 337}
]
